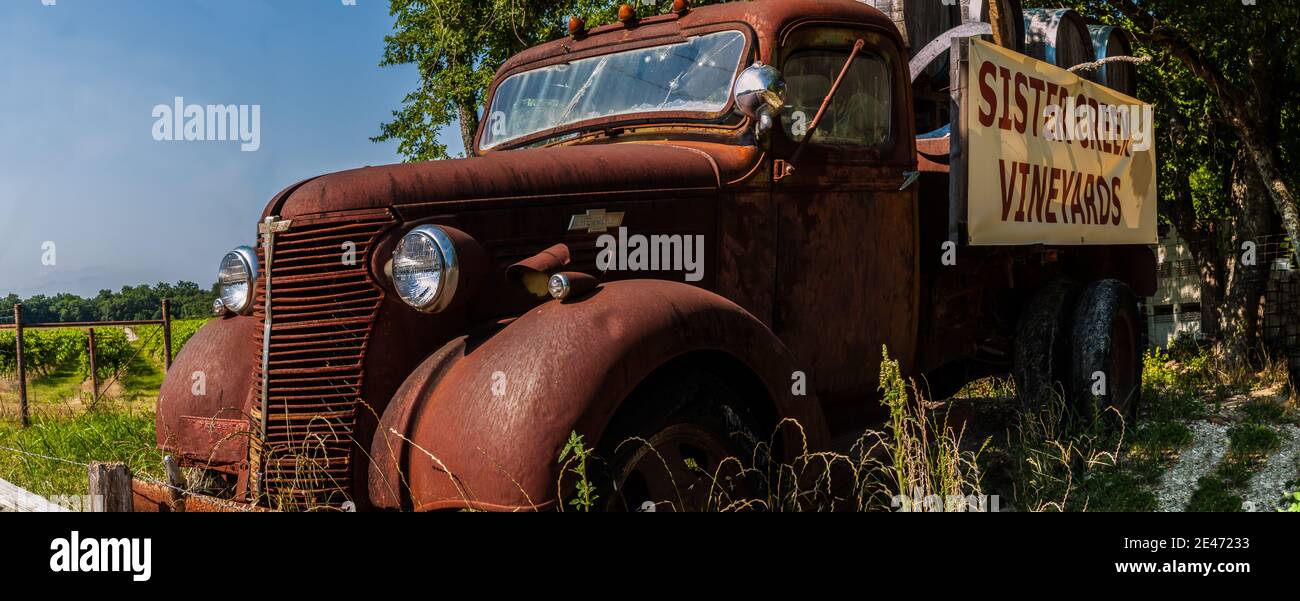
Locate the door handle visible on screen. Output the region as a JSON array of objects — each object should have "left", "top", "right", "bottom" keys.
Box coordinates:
[{"left": 899, "top": 171, "right": 920, "bottom": 191}]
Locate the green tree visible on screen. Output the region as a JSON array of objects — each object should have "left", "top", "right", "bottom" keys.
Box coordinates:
[
  {"left": 374, "top": 0, "right": 721, "bottom": 161},
  {"left": 0, "top": 282, "right": 218, "bottom": 324},
  {"left": 1098, "top": 0, "right": 1298, "bottom": 362},
  {"left": 1032, "top": 0, "right": 1299, "bottom": 360}
]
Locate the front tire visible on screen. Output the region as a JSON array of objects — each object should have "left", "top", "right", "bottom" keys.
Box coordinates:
[{"left": 596, "top": 370, "right": 762, "bottom": 512}]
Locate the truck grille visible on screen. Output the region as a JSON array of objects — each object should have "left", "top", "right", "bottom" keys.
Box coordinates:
[{"left": 247, "top": 210, "right": 395, "bottom": 509}]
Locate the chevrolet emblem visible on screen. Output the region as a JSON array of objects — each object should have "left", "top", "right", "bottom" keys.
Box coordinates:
[{"left": 568, "top": 209, "right": 624, "bottom": 234}]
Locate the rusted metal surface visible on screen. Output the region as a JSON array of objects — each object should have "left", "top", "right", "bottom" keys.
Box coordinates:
[
  {"left": 87, "top": 328, "right": 99, "bottom": 405},
  {"left": 369, "top": 280, "right": 830, "bottom": 511},
  {"left": 130, "top": 479, "right": 272, "bottom": 513},
  {"left": 507, "top": 243, "right": 572, "bottom": 298},
  {"left": 13, "top": 305, "right": 28, "bottom": 427},
  {"left": 245, "top": 211, "right": 395, "bottom": 509},
  {"left": 769, "top": 22, "right": 920, "bottom": 406},
  {"left": 162, "top": 299, "right": 174, "bottom": 370},
  {"left": 263, "top": 144, "right": 723, "bottom": 221},
  {"left": 156, "top": 316, "right": 259, "bottom": 472},
  {"left": 0, "top": 318, "right": 166, "bottom": 330}
]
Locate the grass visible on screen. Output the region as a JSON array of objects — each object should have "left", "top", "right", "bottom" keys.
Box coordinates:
[
  {"left": 1186, "top": 475, "right": 1246, "bottom": 512},
  {"left": 1130, "top": 421, "right": 1193, "bottom": 461},
  {"left": 998, "top": 397, "right": 1150, "bottom": 512},
  {"left": 25, "top": 363, "right": 92, "bottom": 405},
  {"left": 0, "top": 403, "right": 165, "bottom": 499},
  {"left": 558, "top": 346, "right": 986, "bottom": 512},
  {"left": 1227, "top": 423, "right": 1282, "bottom": 457},
  {"left": 953, "top": 376, "right": 1016, "bottom": 400},
  {"left": 1184, "top": 407, "right": 1285, "bottom": 511},
  {"left": 989, "top": 345, "right": 1257, "bottom": 512},
  {"left": 0, "top": 325, "right": 187, "bottom": 503},
  {"left": 1240, "top": 399, "right": 1291, "bottom": 424}
]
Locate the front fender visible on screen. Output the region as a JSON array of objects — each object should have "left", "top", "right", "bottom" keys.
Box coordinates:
[
  {"left": 369, "top": 280, "right": 829, "bottom": 511},
  {"left": 155, "top": 316, "right": 258, "bottom": 470}
]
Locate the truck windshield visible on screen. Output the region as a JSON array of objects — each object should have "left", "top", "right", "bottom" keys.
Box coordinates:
[{"left": 480, "top": 30, "right": 747, "bottom": 150}]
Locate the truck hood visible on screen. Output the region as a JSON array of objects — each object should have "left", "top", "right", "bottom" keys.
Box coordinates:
[{"left": 263, "top": 142, "right": 758, "bottom": 220}]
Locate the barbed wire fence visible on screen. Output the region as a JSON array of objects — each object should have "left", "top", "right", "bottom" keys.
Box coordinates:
[{"left": 0, "top": 443, "right": 270, "bottom": 513}]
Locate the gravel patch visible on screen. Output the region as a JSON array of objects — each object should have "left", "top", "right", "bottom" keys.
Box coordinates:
[
  {"left": 1243, "top": 424, "right": 1300, "bottom": 512},
  {"left": 1155, "top": 421, "right": 1228, "bottom": 512}
]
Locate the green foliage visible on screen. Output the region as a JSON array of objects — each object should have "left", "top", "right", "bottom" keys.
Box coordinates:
[
  {"left": 375, "top": 0, "right": 726, "bottom": 160},
  {"left": 1283, "top": 491, "right": 1300, "bottom": 512},
  {"left": 77, "top": 328, "right": 134, "bottom": 381},
  {"left": 1226, "top": 423, "right": 1281, "bottom": 458},
  {"left": 1186, "top": 474, "right": 1245, "bottom": 512},
  {"left": 0, "top": 329, "right": 84, "bottom": 378},
  {"left": 1140, "top": 347, "right": 1210, "bottom": 421},
  {"left": 1076, "top": 467, "right": 1157, "bottom": 512},
  {"left": 2, "top": 320, "right": 211, "bottom": 399},
  {"left": 131, "top": 319, "right": 208, "bottom": 366},
  {"left": 0, "top": 281, "right": 217, "bottom": 324},
  {"left": 1187, "top": 423, "right": 1281, "bottom": 508},
  {"left": 878, "top": 346, "right": 984, "bottom": 507},
  {"left": 558, "top": 430, "right": 597, "bottom": 511}
]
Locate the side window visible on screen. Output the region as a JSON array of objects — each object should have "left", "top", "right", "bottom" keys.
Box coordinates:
[{"left": 781, "top": 51, "right": 892, "bottom": 148}]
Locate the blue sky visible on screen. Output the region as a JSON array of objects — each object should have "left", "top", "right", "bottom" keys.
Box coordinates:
[{"left": 0, "top": 0, "right": 465, "bottom": 298}]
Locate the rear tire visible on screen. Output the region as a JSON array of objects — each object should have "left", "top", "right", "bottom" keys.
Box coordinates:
[
  {"left": 1014, "top": 279, "right": 1080, "bottom": 411},
  {"left": 1070, "top": 279, "right": 1143, "bottom": 420}
]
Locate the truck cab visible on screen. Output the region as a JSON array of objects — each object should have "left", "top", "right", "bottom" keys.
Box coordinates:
[{"left": 155, "top": 0, "right": 1154, "bottom": 511}]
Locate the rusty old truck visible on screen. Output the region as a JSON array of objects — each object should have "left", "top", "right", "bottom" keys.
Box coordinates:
[{"left": 156, "top": 0, "right": 1157, "bottom": 511}]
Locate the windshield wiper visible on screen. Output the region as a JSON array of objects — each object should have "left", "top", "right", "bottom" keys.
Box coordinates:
[{"left": 554, "top": 56, "right": 610, "bottom": 129}]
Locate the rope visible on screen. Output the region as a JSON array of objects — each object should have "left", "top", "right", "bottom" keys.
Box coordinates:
[{"left": 1069, "top": 54, "right": 1152, "bottom": 74}]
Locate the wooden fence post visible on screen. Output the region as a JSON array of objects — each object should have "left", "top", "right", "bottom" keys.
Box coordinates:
[
  {"left": 88, "top": 462, "right": 133, "bottom": 512},
  {"left": 161, "top": 299, "right": 173, "bottom": 371},
  {"left": 164, "top": 455, "right": 186, "bottom": 512},
  {"left": 87, "top": 328, "right": 99, "bottom": 405},
  {"left": 14, "top": 304, "right": 28, "bottom": 428}
]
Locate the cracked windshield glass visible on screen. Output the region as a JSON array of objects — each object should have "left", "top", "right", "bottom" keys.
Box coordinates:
[{"left": 481, "top": 30, "right": 747, "bottom": 149}]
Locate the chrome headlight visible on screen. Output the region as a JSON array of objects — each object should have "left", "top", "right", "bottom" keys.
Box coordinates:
[
  {"left": 393, "top": 225, "right": 459, "bottom": 313},
  {"left": 217, "top": 246, "right": 258, "bottom": 315}
]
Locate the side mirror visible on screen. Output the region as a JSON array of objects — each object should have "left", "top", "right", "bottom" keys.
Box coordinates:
[{"left": 732, "top": 62, "right": 786, "bottom": 139}]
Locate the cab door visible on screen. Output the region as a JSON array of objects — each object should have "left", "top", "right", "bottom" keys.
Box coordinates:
[{"left": 770, "top": 26, "right": 919, "bottom": 408}]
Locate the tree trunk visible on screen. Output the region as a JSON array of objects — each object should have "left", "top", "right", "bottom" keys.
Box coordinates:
[
  {"left": 1161, "top": 115, "right": 1224, "bottom": 339},
  {"left": 1237, "top": 131, "right": 1300, "bottom": 267},
  {"left": 1219, "top": 147, "right": 1277, "bottom": 364},
  {"left": 458, "top": 103, "right": 480, "bottom": 158}
]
